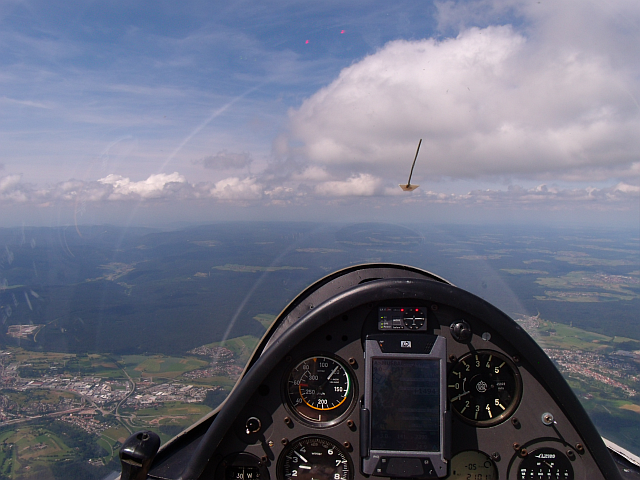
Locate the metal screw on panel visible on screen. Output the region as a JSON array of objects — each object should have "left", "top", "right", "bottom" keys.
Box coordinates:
[
  {"left": 512, "top": 443, "right": 521, "bottom": 451},
  {"left": 281, "top": 438, "right": 288, "bottom": 445},
  {"left": 567, "top": 450, "right": 575, "bottom": 460},
  {"left": 430, "top": 304, "right": 438, "bottom": 311},
  {"left": 512, "top": 355, "right": 520, "bottom": 363},
  {"left": 347, "top": 420, "right": 355, "bottom": 429},
  {"left": 519, "top": 447, "right": 528, "bottom": 457},
  {"left": 268, "top": 441, "right": 274, "bottom": 447},
  {"left": 348, "top": 357, "right": 357, "bottom": 366},
  {"left": 491, "top": 452, "right": 500, "bottom": 462},
  {"left": 343, "top": 441, "right": 351, "bottom": 449},
  {"left": 541, "top": 412, "right": 554, "bottom": 426},
  {"left": 261, "top": 455, "right": 268, "bottom": 464},
  {"left": 284, "top": 416, "right": 292, "bottom": 426},
  {"left": 511, "top": 417, "right": 521, "bottom": 429},
  {"left": 575, "top": 443, "right": 585, "bottom": 454},
  {"left": 449, "top": 355, "right": 457, "bottom": 362}
]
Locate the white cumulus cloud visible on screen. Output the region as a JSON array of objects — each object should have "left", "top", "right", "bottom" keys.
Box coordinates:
[
  {"left": 0, "top": 175, "right": 22, "bottom": 192},
  {"left": 98, "top": 172, "right": 187, "bottom": 199},
  {"left": 279, "top": 18, "right": 640, "bottom": 184},
  {"left": 210, "top": 177, "right": 263, "bottom": 200},
  {"left": 613, "top": 182, "right": 640, "bottom": 194},
  {"left": 315, "top": 174, "right": 383, "bottom": 197}
]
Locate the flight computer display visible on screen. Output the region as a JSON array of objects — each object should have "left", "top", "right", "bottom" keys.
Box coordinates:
[
  {"left": 370, "top": 357, "right": 440, "bottom": 452},
  {"left": 362, "top": 334, "right": 449, "bottom": 478}
]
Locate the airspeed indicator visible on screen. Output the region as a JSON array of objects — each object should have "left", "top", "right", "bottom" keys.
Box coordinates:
[{"left": 286, "top": 355, "right": 355, "bottom": 426}]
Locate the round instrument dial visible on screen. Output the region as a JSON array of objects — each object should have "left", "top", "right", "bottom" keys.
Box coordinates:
[
  {"left": 446, "top": 451, "right": 497, "bottom": 479},
  {"left": 516, "top": 447, "right": 574, "bottom": 480},
  {"left": 286, "top": 355, "right": 354, "bottom": 425},
  {"left": 278, "top": 436, "right": 353, "bottom": 480},
  {"left": 448, "top": 350, "right": 521, "bottom": 426}
]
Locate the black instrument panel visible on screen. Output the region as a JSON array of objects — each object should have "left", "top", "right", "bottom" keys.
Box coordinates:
[{"left": 147, "top": 264, "right": 622, "bottom": 480}]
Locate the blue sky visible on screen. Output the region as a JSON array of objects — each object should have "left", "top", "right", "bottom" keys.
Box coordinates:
[{"left": 1, "top": 0, "right": 639, "bottom": 227}]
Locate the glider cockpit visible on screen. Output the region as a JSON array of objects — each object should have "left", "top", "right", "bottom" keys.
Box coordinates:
[{"left": 119, "top": 264, "right": 628, "bottom": 480}]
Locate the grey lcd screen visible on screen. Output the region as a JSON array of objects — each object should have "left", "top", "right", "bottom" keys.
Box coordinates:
[{"left": 370, "top": 358, "right": 441, "bottom": 452}]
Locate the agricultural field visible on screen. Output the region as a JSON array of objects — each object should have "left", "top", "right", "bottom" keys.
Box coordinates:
[
  {"left": 212, "top": 264, "right": 307, "bottom": 273},
  {"left": 533, "top": 319, "right": 640, "bottom": 352},
  {"left": 0, "top": 421, "right": 110, "bottom": 480},
  {"left": 0, "top": 425, "right": 71, "bottom": 478},
  {"left": 123, "top": 402, "right": 211, "bottom": 443},
  {"left": 254, "top": 314, "right": 277, "bottom": 330},
  {"left": 120, "top": 355, "right": 209, "bottom": 380}
]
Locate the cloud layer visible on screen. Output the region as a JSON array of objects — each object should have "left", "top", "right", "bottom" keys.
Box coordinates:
[{"left": 0, "top": 173, "right": 637, "bottom": 214}]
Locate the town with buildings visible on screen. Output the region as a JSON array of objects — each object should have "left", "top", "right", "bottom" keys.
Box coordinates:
[
  {"left": 0, "top": 341, "right": 240, "bottom": 438},
  {"left": 515, "top": 314, "right": 640, "bottom": 398}
]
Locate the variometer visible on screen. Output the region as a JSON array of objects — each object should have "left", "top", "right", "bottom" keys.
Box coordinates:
[{"left": 448, "top": 350, "right": 521, "bottom": 426}]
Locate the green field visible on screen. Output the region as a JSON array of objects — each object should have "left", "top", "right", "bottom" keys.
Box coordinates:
[
  {"left": 501, "top": 269, "right": 549, "bottom": 275},
  {"left": 207, "top": 335, "right": 260, "bottom": 368},
  {"left": 534, "top": 270, "right": 640, "bottom": 303},
  {"left": 554, "top": 255, "right": 638, "bottom": 267},
  {"left": 9, "top": 348, "right": 126, "bottom": 380},
  {"left": 2, "top": 389, "right": 76, "bottom": 410},
  {"left": 567, "top": 378, "right": 640, "bottom": 450},
  {"left": 254, "top": 314, "right": 276, "bottom": 330},
  {"left": 0, "top": 424, "right": 93, "bottom": 479},
  {"left": 120, "top": 355, "right": 209, "bottom": 379},
  {"left": 121, "top": 402, "right": 212, "bottom": 443},
  {"left": 212, "top": 264, "right": 307, "bottom": 273},
  {"left": 532, "top": 319, "right": 640, "bottom": 352}
]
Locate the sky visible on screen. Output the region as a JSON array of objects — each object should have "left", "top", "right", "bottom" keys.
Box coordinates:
[{"left": 0, "top": 0, "right": 639, "bottom": 228}]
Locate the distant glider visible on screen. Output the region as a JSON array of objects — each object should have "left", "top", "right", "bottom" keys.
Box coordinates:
[{"left": 399, "top": 139, "right": 422, "bottom": 191}]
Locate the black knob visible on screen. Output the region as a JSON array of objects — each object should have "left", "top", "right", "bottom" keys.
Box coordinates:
[
  {"left": 119, "top": 430, "right": 161, "bottom": 480},
  {"left": 246, "top": 416, "right": 262, "bottom": 434},
  {"left": 450, "top": 320, "right": 472, "bottom": 342}
]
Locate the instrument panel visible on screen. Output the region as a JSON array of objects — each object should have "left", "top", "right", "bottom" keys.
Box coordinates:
[{"left": 147, "top": 265, "right": 621, "bottom": 480}]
